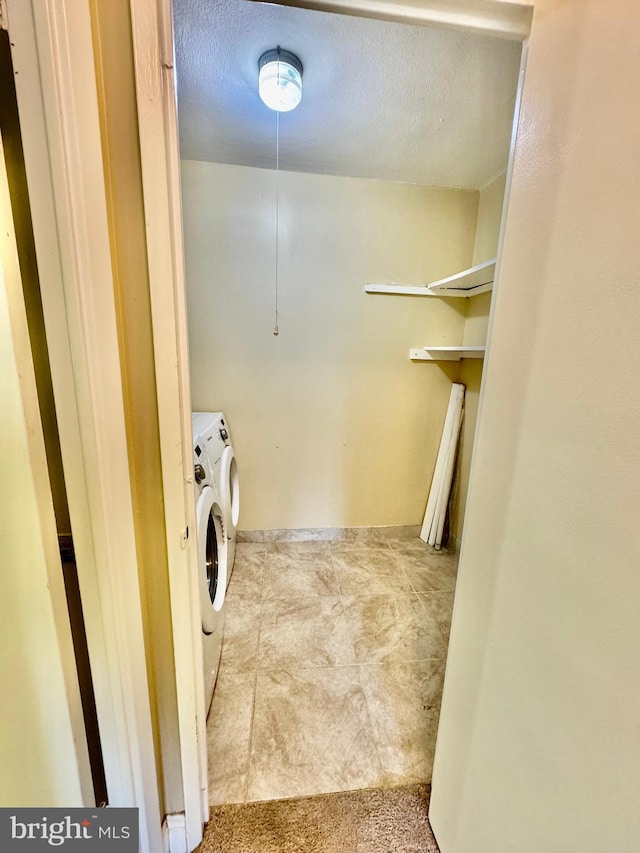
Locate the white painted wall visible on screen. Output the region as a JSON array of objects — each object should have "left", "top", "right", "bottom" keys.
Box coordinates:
[
  {"left": 430, "top": 1, "right": 640, "bottom": 849},
  {"left": 0, "top": 140, "right": 89, "bottom": 806},
  {"left": 182, "top": 160, "right": 478, "bottom": 529}
]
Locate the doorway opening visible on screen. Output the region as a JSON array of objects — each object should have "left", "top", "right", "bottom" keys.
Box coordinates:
[{"left": 171, "top": 0, "right": 522, "bottom": 809}]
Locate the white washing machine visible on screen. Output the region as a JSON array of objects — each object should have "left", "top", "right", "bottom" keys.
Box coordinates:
[
  {"left": 192, "top": 411, "right": 239, "bottom": 589},
  {"left": 192, "top": 416, "right": 227, "bottom": 714}
]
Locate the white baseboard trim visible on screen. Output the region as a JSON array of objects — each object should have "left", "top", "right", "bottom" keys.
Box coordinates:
[
  {"left": 237, "top": 524, "right": 422, "bottom": 543},
  {"left": 163, "top": 814, "right": 188, "bottom": 853}
]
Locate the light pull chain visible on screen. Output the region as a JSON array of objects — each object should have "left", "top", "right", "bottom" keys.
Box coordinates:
[{"left": 273, "top": 57, "right": 280, "bottom": 336}]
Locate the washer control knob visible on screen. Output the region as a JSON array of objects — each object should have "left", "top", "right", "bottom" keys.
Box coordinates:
[
  {"left": 219, "top": 427, "right": 229, "bottom": 441},
  {"left": 194, "top": 463, "right": 206, "bottom": 484}
]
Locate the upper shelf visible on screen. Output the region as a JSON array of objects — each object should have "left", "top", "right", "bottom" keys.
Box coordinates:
[
  {"left": 365, "top": 258, "right": 496, "bottom": 298},
  {"left": 426, "top": 258, "right": 496, "bottom": 296},
  {"left": 410, "top": 346, "right": 486, "bottom": 362}
]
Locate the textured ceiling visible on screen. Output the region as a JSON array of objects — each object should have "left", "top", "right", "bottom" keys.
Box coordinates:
[{"left": 174, "top": 0, "right": 521, "bottom": 189}]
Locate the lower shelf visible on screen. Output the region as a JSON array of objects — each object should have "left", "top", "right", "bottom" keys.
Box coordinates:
[{"left": 410, "top": 346, "right": 485, "bottom": 362}]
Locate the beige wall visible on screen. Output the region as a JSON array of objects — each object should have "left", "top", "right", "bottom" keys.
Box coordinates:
[
  {"left": 0, "top": 139, "right": 89, "bottom": 806},
  {"left": 182, "top": 160, "right": 478, "bottom": 529},
  {"left": 90, "top": 0, "right": 183, "bottom": 815},
  {"left": 464, "top": 170, "right": 506, "bottom": 346},
  {"left": 451, "top": 171, "right": 506, "bottom": 540},
  {"left": 472, "top": 171, "right": 507, "bottom": 266},
  {"left": 430, "top": 1, "right": 640, "bottom": 850}
]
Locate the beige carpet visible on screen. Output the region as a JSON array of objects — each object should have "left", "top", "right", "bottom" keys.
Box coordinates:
[{"left": 197, "top": 784, "right": 440, "bottom": 852}]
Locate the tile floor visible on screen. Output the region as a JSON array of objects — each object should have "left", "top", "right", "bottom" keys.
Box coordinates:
[{"left": 207, "top": 537, "right": 458, "bottom": 805}]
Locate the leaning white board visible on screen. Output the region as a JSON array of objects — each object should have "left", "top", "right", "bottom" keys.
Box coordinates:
[
  {"left": 421, "top": 383, "right": 465, "bottom": 548},
  {"left": 432, "top": 400, "right": 465, "bottom": 548},
  {"left": 421, "top": 384, "right": 461, "bottom": 541}
]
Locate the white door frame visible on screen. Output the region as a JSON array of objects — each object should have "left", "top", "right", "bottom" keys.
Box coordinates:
[
  {"left": 3, "top": 1, "right": 164, "bottom": 850},
  {"left": 244, "top": 0, "right": 532, "bottom": 39},
  {"left": 128, "top": 0, "right": 209, "bottom": 847}
]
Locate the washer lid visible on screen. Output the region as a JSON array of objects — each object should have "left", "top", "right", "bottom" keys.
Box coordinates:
[
  {"left": 196, "top": 485, "right": 227, "bottom": 633},
  {"left": 192, "top": 411, "right": 223, "bottom": 441}
]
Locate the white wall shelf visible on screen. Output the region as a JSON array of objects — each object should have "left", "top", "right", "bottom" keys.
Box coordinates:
[
  {"left": 410, "top": 346, "right": 486, "bottom": 362},
  {"left": 426, "top": 259, "right": 495, "bottom": 296},
  {"left": 365, "top": 283, "right": 437, "bottom": 296},
  {"left": 365, "top": 258, "right": 496, "bottom": 298}
]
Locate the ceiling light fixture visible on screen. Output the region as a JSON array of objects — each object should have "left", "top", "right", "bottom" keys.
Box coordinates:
[{"left": 258, "top": 48, "right": 303, "bottom": 112}]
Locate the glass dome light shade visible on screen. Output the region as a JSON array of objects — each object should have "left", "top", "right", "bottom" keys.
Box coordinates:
[{"left": 258, "top": 49, "right": 303, "bottom": 112}]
